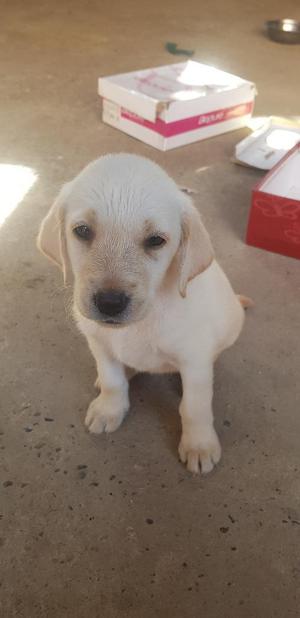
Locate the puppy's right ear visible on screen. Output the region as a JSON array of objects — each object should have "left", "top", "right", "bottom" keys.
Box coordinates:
[
  {"left": 37, "top": 183, "right": 72, "bottom": 285},
  {"left": 178, "top": 199, "right": 214, "bottom": 298}
]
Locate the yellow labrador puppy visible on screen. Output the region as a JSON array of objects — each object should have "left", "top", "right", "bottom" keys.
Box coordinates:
[{"left": 38, "top": 154, "right": 249, "bottom": 474}]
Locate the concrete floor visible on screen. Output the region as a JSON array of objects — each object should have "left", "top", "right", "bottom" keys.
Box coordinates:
[{"left": 1, "top": 1, "right": 300, "bottom": 616}]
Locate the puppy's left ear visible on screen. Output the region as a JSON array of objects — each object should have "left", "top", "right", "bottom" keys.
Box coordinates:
[
  {"left": 37, "top": 183, "right": 72, "bottom": 286},
  {"left": 178, "top": 199, "right": 214, "bottom": 297}
]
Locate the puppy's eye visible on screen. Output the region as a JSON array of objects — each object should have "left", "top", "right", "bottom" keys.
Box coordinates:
[
  {"left": 73, "top": 225, "right": 93, "bottom": 241},
  {"left": 144, "top": 235, "right": 166, "bottom": 249}
]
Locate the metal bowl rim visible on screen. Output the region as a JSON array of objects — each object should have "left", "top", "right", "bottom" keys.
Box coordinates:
[{"left": 265, "top": 18, "right": 300, "bottom": 33}]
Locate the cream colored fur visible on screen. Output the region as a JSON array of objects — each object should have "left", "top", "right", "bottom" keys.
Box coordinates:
[{"left": 38, "top": 154, "right": 247, "bottom": 474}]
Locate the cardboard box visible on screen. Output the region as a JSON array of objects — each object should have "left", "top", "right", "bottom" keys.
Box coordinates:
[
  {"left": 246, "top": 143, "right": 300, "bottom": 260},
  {"left": 98, "top": 61, "right": 256, "bottom": 150}
]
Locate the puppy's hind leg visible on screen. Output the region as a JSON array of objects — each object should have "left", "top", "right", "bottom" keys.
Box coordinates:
[{"left": 237, "top": 294, "right": 254, "bottom": 309}]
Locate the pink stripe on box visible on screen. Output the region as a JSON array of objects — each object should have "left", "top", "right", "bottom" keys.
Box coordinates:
[{"left": 121, "top": 101, "right": 254, "bottom": 137}]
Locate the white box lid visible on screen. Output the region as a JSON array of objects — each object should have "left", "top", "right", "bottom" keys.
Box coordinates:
[
  {"left": 258, "top": 143, "right": 300, "bottom": 200},
  {"left": 98, "top": 61, "right": 255, "bottom": 123},
  {"left": 235, "top": 117, "right": 300, "bottom": 170}
]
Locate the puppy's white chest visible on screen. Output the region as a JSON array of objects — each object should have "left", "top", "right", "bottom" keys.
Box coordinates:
[
  {"left": 76, "top": 308, "right": 178, "bottom": 374},
  {"left": 110, "top": 328, "right": 176, "bottom": 374}
]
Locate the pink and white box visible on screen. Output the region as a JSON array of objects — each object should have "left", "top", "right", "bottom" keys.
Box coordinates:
[{"left": 98, "top": 61, "right": 256, "bottom": 150}]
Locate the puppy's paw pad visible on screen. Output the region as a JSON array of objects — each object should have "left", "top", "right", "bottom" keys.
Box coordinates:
[
  {"left": 179, "top": 429, "right": 221, "bottom": 475},
  {"left": 85, "top": 397, "right": 125, "bottom": 434}
]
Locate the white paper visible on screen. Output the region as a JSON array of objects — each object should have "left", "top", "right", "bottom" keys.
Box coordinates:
[{"left": 235, "top": 119, "right": 300, "bottom": 170}]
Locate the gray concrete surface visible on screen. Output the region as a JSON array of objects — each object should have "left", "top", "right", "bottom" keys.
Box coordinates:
[{"left": 0, "top": 1, "right": 299, "bottom": 616}]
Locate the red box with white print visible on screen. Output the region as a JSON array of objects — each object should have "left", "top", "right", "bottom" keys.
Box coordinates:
[{"left": 246, "top": 143, "right": 300, "bottom": 259}]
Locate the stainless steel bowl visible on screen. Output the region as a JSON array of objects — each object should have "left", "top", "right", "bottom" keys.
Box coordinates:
[{"left": 265, "top": 19, "right": 300, "bottom": 44}]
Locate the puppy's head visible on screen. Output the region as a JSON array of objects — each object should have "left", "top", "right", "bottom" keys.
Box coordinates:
[{"left": 38, "top": 154, "right": 213, "bottom": 326}]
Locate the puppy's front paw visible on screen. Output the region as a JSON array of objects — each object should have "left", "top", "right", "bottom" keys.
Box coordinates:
[
  {"left": 178, "top": 427, "right": 221, "bottom": 474},
  {"left": 85, "top": 395, "right": 127, "bottom": 434}
]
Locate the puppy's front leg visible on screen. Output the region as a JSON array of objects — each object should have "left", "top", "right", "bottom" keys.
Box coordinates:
[
  {"left": 85, "top": 337, "right": 129, "bottom": 434},
  {"left": 178, "top": 361, "right": 221, "bottom": 474}
]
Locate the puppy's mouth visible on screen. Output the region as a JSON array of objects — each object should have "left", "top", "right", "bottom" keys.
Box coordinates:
[
  {"left": 77, "top": 297, "right": 149, "bottom": 327},
  {"left": 100, "top": 318, "right": 127, "bottom": 328},
  {"left": 86, "top": 308, "right": 147, "bottom": 328}
]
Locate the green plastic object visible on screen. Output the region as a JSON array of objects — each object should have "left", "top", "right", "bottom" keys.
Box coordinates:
[{"left": 165, "top": 42, "right": 195, "bottom": 56}]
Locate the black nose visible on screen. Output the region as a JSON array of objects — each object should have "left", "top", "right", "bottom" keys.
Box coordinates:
[{"left": 94, "top": 290, "right": 130, "bottom": 317}]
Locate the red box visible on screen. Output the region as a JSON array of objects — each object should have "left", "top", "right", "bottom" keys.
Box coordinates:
[{"left": 246, "top": 143, "right": 300, "bottom": 260}]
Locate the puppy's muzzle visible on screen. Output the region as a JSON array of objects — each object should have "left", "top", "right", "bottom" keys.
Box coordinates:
[{"left": 93, "top": 289, "right": 130, "bottom": 322}]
